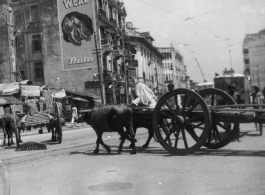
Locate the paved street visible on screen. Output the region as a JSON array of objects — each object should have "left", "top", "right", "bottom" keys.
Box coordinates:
[{"left": 0, "top": 123, "right": 265, "bottom": 195}]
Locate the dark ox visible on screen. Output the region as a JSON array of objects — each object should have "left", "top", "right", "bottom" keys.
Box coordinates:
[
  {"left": 130, "top": 112, "right": 154, "bottom": 148},
  {"left": 1, "top": 113, "right": 23, "bottom": 146},
  {"left": 82, "top": 104, "right": 136, "bottom": 154}
]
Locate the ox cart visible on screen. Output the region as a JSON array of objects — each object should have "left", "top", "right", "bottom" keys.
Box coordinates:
[
  {"left": 0, "top": 95, "right": 63, "bottom": 148},
  {"left": 132, "top": 88, "right": 265, "bottom": 155}
]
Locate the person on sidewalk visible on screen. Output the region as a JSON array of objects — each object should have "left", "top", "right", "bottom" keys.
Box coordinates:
[
  {"left": 251, "top": 86, "right": 264, "bottom": 132},
  {"left": 71, "top": 104, "right": 78, "bottom": 124}
]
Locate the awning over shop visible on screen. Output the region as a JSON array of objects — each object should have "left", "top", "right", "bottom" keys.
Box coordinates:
[
  {"left": 65, "top": 89, "right": 88, "bottom": 98},
  {"left": 0, "top": 80, "right": 33, "bottom": 95},
  {"left": 0, "top": 83, "right": 19, "bottom": 94},
  {"left": 69, "top": 97, "right": 89, "bottom": 102},
  {"left": 0, "top": 95, "right": 23, "bottom": 105},
  {"left": 15, "top": 80, "right": 33, "bottom": 85}
]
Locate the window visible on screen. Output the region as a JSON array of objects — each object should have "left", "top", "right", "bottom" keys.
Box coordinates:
[
  {"left": 16, "top": 37, "right": 24, "bottom": 54},
  {"left": 34, "top": 62, "right": 44, "bottom": 79},
  {"left": 32, "top": 35, "right": 42, "bottom": 52},
  {"left": 244, "top": 59, "right": 250, "bottom": 65},
  {"left": 19, "top": 70, "right": 26, "bottom": 80},
  {"left": 30, "top": 5, "right": 39, "bottom": 22},
  {"left": 243, "top": 48, "right": 249, "bottom": 55},
  {"left": 143, "top": 72, "right": 145, "bottom": 78},
  {"left": 15, "top": 13, "right": 23, "bottom": 25}
]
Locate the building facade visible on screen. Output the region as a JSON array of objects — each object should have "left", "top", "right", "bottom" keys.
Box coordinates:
[
  {"left": 0, "top": 0, "right": 139, "bottom": 104},
  {"left": 243, "top": 29, "right": 265, "bottom": 90},
  {"left": 0, "top": 1, "right": 17, "bottom": 83},
  {"left": 157, "top": 46, "right": 189, "bottom": 90},
  {"left": 0, "top": 0, "right": 168, "bottom": 104},
  {"left": 126, "top": 30, "right": 164, "bottom": 98}
]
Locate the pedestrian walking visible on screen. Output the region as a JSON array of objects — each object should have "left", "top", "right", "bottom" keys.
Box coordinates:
[
  {"left": 251, "top": 86, "right": 264, "bottom": 132},
  {"left": 226, "top": 84, "right": 241, "bottom": 141},
  {"left": 71, "top": 104, "right": 78, "bottom": 124},
  {"left": 261, "top": 87, "right": 265, "bottom": 104},
  {"left": 251, "top": 86, "right": 263, "bottom": 105}
]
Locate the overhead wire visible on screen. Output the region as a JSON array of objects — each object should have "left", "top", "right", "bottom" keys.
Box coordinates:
[
  {"left": 135, "top": 0, "right": 187, "bottom": 18},
  {"left": 132, "top": 0, "right": 227, "bottom": 39}
]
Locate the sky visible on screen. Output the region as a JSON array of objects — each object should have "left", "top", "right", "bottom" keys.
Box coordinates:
[{"left": 122, "top": 0, "right": 265, "bottom": 83}]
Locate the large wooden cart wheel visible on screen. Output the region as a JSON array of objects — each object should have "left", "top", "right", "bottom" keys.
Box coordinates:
[
  {"left": 199, "top": 88, "right": 240, "bottom": 149},
  {"left": 153, "top": 88, "right": 211, "bottom": 155},
  {"left": 55, "top": 102, "right": 63, "bottom": 143}
]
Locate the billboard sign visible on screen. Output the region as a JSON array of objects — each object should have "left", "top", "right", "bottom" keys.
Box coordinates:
[{"left": 57, "top": 0, "right": 96, "bottom": 71}]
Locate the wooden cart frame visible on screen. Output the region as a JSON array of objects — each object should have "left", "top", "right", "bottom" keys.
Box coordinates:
[{"left": 133, "top": 88, "right": 265, "bottom": 155}]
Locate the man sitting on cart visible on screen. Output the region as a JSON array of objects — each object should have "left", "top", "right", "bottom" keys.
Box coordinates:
[{"left": 127, "top": 83, "right": 157, "bottom": 108}]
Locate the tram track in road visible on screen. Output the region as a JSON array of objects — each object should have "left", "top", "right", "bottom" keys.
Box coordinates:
[{"left": 1, "top": 130, "right": 150, "bottom": 168}]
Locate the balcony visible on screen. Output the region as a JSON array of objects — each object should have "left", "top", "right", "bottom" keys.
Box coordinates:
[
  {"left": 164, "top": 80, "right": 173, "bottom": 84},
  {"left": 101, "top": 38, "right": 112, "bottom": 47},
  {"left": 116, "top": 74, "right": 125, "bottom": 82},
  {"left": 124, "top": 49, "right": 132, "bottom": 57},
  {"left": 104, "top": 70, "right": 116, "bottom": 82},
  {"left": 113, "top": 40, "right": 120, "bottom": 45},
  {"left": 113, "top": 45, "right": 123, "bottom": 56},
  {"left": 98, "top": 9, "right": 107, "bottom": 18},
  {"left": 109, "top": 17, "right": 117, "bottom": 25}
]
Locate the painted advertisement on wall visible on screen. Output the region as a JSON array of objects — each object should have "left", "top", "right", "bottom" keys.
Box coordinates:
[{"left": 57, "top": 0, "right": 96, "bottom": 71}]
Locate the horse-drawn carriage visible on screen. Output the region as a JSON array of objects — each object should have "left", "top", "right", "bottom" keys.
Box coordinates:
[{"left": 0, "top": 95, "right": 63, "bottom": 148}]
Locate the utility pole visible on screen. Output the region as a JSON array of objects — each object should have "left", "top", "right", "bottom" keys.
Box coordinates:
[
  {"left": 195, "top": 58, "right": 207, "bottom": 82},
  {"left": 256, "top": 63, "right": 260, "bottom": 87},
  {"left": 94, "top": 33, "right": 105, "bottom": 105},
  {"left": 122, "top": 32, "right": 129, "bottom": 103},
  {"left": 229, "top": 50, "right": 233, "bottom": 69},
  {"left": 6, "top": 1, "right": 14, "bottom": 82},
  {"left": 111, "top": 54, "right": 116, "bottom": 104}
]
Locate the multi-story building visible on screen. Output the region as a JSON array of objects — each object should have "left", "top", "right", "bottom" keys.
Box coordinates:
[
  {"left": 157, "top": 46, "right": 189, "bottom": 90},
  {"left": 0, "top": 0, "right": 136, "bottom": 105},
  {"left": 0, "top": 1, "right": 18, "bottom": 83},
  {"left": 243, "top": 29, "right": 265, "bottom": 90},
  {"left": 126, "top": 30, "right": 164, "bottom": 98}
]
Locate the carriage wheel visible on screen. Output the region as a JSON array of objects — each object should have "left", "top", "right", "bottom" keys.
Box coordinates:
[
  {"left": 55, "top": 102, "right": 62, "bottom": 143},
  {"left": 199, "top": 88, "right": 240, "bottom": 149},
  {"left": 152, "top": 88, "right": 211, "bottom": 155}
]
